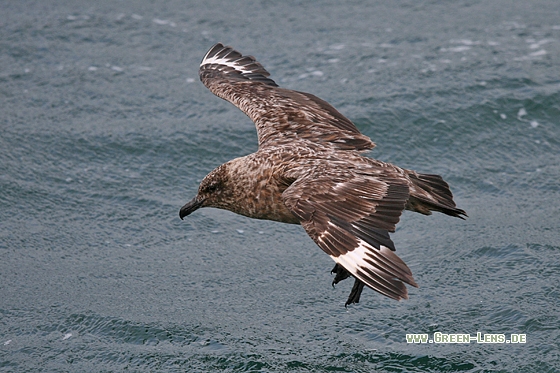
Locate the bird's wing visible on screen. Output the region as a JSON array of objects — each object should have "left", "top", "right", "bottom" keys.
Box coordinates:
[
  {"left": 282, "top": 167, "right": 418, "bottom": 300},
  {"left": 199, "top": 43, "right": 375, "bottom": 152}
]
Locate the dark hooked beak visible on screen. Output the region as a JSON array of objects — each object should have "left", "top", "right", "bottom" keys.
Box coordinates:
[{"left": 179, "top": 197, "right": 204, "bottom": 220}]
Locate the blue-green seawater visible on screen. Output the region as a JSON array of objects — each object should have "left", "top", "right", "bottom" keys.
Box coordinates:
[{"left": 1, "top": 1, "right": 559, "bottom": 372}]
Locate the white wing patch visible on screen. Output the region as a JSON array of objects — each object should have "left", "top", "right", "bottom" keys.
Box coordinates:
[
  {"left": 330, "top": 238, "right": 414, "bottom": 300},
  {"left": 201, "top": 48, "right": 253, "bottom": 75}
]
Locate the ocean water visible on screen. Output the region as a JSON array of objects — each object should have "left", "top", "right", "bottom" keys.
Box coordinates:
[{"left": 1, "top": 1, "right": 559, "bottom": 372}]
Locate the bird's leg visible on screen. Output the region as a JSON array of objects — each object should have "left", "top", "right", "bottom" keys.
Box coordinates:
[
  {"left": 345, "top": 279, "right": 365, "bottom": 307},
  {"left": 331, "top": 264, "right": 366, "bottom": 306}
]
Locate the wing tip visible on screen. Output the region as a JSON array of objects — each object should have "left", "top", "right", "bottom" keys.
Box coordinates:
[{"left": 200, "top": 43, "right": 278, "bottom": 86}]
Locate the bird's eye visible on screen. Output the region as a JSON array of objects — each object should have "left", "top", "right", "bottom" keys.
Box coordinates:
[{"left": 206, "top": 181, "right": 219, "bottom": 192}]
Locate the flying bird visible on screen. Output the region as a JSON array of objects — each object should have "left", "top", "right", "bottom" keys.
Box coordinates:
[{"left": 180, "top": 43, "right": 466, "bottom": 306}]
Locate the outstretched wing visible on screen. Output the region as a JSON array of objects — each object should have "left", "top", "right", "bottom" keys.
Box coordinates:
[
  {"left": 199, "top": 43, "right": 375, "bottom": 152},
  {"left": 282, "top": 167, "right": 418, "bottom": 301}
]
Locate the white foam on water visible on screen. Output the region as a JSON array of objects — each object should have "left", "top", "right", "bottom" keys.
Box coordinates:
[
  {"left": 451, "top": 39, "right": 480, "bottom": 46},
  {"left": 153, "top": 18, "right": 176, "bottom": 27},
  {"left": 529, "top": 50, "right": 547, "bottom": 57},
  {"left": 449, "top": 46, "right": 471, "bottom": 52},
  {"left": 329, "top": 44, "right": 345, "bottom": 50},
  {"left": 528, "top": 39, "right": 554, "bottom": 49},
  {"left": 67, "top": 15, "right": 89, "bottom": 21},
  {"left": 298, "top": 71, "right": 323, "bottom": 79}
]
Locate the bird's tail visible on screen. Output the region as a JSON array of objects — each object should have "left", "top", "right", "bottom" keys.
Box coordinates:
[{"left": 405, "top": 171, "right": 467, "bottom": 219}]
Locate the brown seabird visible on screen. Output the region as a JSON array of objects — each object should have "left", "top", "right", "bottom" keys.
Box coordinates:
[{"left": 180, "top": 43, "right": 466, "bottom": 306}]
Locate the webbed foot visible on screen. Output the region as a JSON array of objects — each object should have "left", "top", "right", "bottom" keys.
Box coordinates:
[
  {"left": 330, "top": 264, "right": 366, "bottom": 307},
  {"left": 331, "top": 263, "right": 351, "bottom": 286}
]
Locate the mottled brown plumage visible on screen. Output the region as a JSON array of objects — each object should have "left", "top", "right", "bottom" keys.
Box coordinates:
[{"left": 180, "top": 43, "right": 466, "bottom": 306}]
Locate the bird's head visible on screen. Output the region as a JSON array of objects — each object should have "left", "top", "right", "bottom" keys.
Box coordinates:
[{"left": 179, "top": 164, "right": 231, "bottom": 219}]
